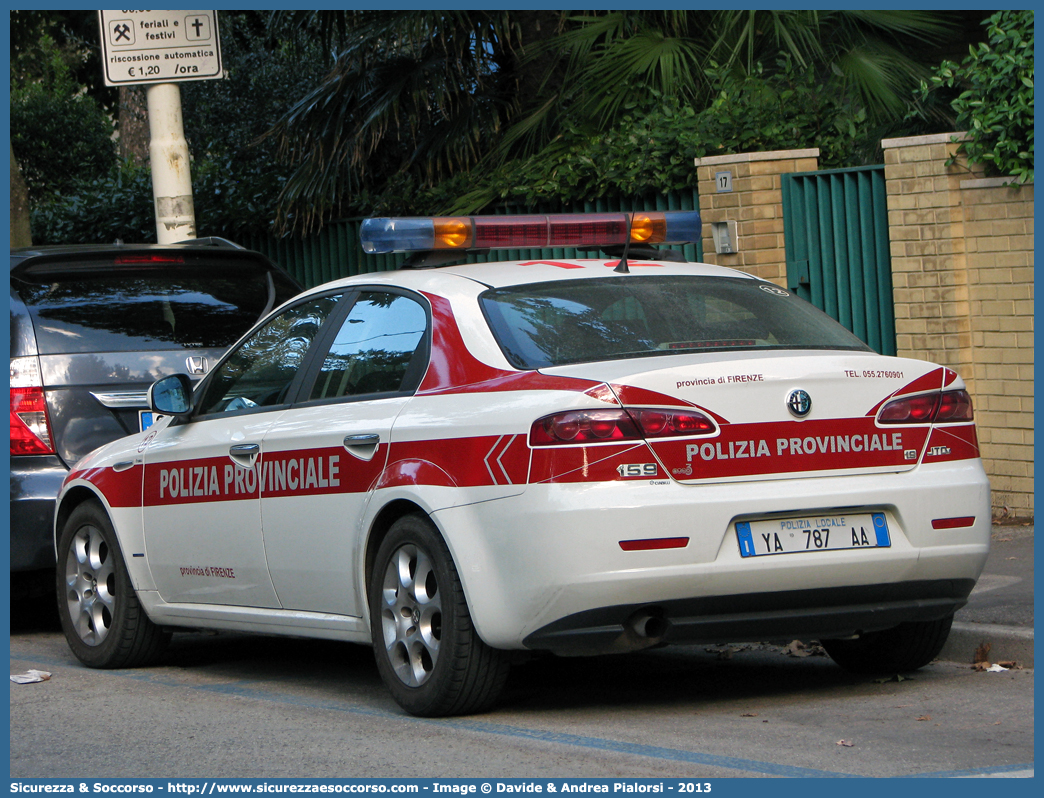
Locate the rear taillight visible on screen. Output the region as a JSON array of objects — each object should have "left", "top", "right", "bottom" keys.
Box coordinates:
[
  {"left": 114, "top": 254, "right": 185, "bottom": 265},
  {"left": 10, "top": 357, "right": 56, "bottom": 456},
  {"left": 531, "top": 409, "right": 640, "bottom": 445},
  {"left": 878, "top": 390, "right": 974, "bottom": 425},
  {"left": 530, "top": 408, "right": 716, "bottom": 446},
  {"left": 628, "top": 408, "right": 716, "bottom": 437},
  {"left": 935, "top": 390, "right": 973, "bottom": 422}
]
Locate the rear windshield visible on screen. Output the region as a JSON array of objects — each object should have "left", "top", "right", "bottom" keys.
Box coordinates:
[
  {"left": 14, "top": 261, "right": 300, "bottom": 354},
  {"left": 480, "top": 275, "right": 872, "bottom": 369}
]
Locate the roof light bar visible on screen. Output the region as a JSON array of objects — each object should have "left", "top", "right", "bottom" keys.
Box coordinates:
[{"left": 360, "top": 211, "right": 701, "bottom": 254}]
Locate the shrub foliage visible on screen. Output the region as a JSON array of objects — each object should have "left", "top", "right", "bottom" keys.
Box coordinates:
[
  {"left": 34, "top": 16, "right": 1015, "bottom": 242},
  {"left": 373, "top": 57, "right": 884, "bottom": 216},
  {"left": 925, "top": 10, "right": 1033, "bottom": 183},
  {"left": 11, "top": 34, "right": 116, "bottom": 204}
]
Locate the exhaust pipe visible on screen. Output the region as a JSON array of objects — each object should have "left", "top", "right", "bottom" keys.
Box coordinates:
[{"left": 607, "top": 606, "right": 669, "bottom": 652}]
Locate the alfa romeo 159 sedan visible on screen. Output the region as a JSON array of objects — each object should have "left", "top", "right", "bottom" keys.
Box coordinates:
[{"left": 54, "top": 211, "right": 990, "bottom": 716}]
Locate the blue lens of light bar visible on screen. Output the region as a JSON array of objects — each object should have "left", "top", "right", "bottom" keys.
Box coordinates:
[
  {"left": 661, "top": 211, "right": 702, "bottom": 244},
  {"left": 360, "top": 218, "right": 436, "bottom": 253}
]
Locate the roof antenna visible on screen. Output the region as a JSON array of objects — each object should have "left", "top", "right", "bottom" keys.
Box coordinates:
[
  {"left": 614, "top": 211, "right": 633, "bottom": 274},
  {"left": 615, "top": 142, "right": 657, "bottom": 274}
]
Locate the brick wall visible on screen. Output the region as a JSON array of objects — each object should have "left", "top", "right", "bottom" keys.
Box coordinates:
[
  {"left": 690, "top": 140, "right": 1033, "bottom": 516},
  {"left": 693, "top": 149, "right": 819, "bottom": 285},
  {"left": 881, "top": 133, "right": 1034, "bottom": 517}
]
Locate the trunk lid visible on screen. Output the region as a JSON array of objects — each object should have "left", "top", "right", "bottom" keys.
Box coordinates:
[{"left": 542, "top": 350, "right": 954, "bottom": 484}]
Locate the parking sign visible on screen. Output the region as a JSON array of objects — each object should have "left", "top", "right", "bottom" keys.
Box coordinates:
[{"left": 98, "top": 10, "right": 223, "bottom": 86}]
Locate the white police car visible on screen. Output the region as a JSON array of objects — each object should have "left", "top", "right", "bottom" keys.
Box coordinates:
[{"left": 55, "top": 211, "right": 990, "bottom": 716}]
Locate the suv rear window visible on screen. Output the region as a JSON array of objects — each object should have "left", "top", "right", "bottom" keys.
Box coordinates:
[
  {"left": 480, "top": 275, "right": 872, "bottom": 369},
  {"left": 14, "top": 260, "right": 300, "bottom": 354}
]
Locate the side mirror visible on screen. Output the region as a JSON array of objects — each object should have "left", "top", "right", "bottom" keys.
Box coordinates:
[{"left": 148, "top": 374, "right": 195, "bottom": 418}]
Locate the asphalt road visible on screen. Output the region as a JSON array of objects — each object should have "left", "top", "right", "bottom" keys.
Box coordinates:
[
  {"left": 939, "top": 524, "right": 1034, "bottom": 667},
  {"left": 9, "top": 613, "right": 1034, "bottom": 780}
]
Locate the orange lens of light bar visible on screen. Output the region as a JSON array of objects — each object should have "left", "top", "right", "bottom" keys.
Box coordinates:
[
  {"left": 629, "top": 213, "right": 667, "bottom": 244},
  {"left": 432, "top": 218, "right": 473, "bottom": 249}
]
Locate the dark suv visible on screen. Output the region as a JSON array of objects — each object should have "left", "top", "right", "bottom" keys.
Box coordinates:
[{"left": 10, "top": 239, "right": 301, "bottom": 595}]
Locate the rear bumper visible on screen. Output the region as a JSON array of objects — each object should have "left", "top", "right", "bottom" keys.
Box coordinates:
[
  {"left": 522, "top": 578, "right": 975, "bottom": 655},
  {"left": 433, "top": 459, "right": 991, "bottom": 650},
  {"left": 10, "top": 455, "right": 67, "bottom": 571}
]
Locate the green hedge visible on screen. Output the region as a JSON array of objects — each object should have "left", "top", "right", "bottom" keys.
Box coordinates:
[
  {"left": 925, "top": 10, "right": 1033, "bottom": 183},
  {"left": 32, "top": 55, "right": 895, "bottom": 243},
  {"left": 381, "top": 58, "right": 883, "bottom": 216},
  {"left": 11, "top": 35, "right": 116, "bottom": 204}
]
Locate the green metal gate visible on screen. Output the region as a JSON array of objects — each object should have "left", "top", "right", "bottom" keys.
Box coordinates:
[{"left": 781, "top": 165, "right": 896, "bottom": 356}]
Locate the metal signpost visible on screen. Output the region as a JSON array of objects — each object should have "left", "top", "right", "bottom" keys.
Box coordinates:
[{"left": 98, "top": 11, "right": 223, "bottom": 243}]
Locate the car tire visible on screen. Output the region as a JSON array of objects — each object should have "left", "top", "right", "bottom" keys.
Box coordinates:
[
  {"left": 821, "top": 615, "right": 954, "bottom": 674},
  {"left": 56, "top": 501, "right": 170, "bottom": 668},
  {"left": 369, "top": 514, "right": 510, "bottom": 717}
]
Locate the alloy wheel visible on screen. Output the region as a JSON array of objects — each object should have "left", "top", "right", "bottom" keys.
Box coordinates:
[
  {"left": 64, "top": 524, "right": 117, "bottom": 646},
  {"left": 379, "top": 543, "right": 443, "bottom": 686}
]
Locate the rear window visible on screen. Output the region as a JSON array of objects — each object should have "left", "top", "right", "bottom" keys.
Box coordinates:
[
  {"left": 480, "top": 275, "right": 872, "bottom": 369},
  {"left": 14, "top": 260, "right": 300, "bottom": 354}
]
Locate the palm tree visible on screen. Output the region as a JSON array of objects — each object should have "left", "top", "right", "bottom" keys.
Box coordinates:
[
  {"left": 504, "top": 10, "right": 956, "bottom": 158},
  {"left": 265, "top": 10, "right": 554, "bottom": 231},
  {"left": 267, "top": 10, "right": 962, "bottom": 231}
]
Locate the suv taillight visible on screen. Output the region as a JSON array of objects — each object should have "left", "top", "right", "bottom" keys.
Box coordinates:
[
  {"left": 114, "top": 254, "right": 185, "bottom": 265},
  {"left": 878, "top": 389, "right": 974, "bottom": 425},
  {"left": 10, "top": 357, "right": 56, "bottom": 455}
]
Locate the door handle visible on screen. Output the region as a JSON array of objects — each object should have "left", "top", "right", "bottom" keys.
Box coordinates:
[
  {"left": 344, "top": 434, "right": 380, "bottom": 446},
  {"left": 343, "top": 433, "right": 380, "bottom": 462},
  {"left": 229, "top": 443, "right": 260, "bottom": 468}
]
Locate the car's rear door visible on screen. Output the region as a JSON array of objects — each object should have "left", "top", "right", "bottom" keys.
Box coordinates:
[{"left": 258, "top": 289, "right": 430, "bottom": 616}]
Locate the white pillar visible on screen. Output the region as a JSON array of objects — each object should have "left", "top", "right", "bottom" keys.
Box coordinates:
[{"left": 146, "top": 83, "right": 196, "bottom": 243}]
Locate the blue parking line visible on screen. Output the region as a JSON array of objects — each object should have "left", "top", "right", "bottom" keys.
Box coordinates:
[
  {"left": 99, "top": 672, "right": 857, "bottom": 776},
  {"left": 906, "top": 764, "right": 1035, "bottom": 778},
  {"left": 10, "top": 651, "right": 1027, "bottom": 778},
  {"left": 432, "top": 717, "right": 857, "bottom": 777}
]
